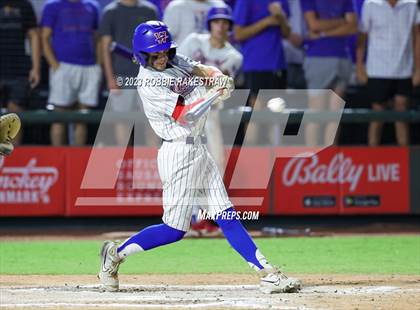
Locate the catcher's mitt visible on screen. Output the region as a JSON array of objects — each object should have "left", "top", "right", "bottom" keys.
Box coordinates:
[{"left": 0, "top": 113, "right": 21, "bottom": 156}]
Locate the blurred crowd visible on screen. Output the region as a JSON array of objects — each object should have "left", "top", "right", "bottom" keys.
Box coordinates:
[{"left": 1, "top": 0, "right": 420, "bottom": 147}]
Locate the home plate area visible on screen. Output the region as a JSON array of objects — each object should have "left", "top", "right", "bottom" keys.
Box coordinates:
[{"left": 1, "top": 277, "right": 419, "bottom": 310}]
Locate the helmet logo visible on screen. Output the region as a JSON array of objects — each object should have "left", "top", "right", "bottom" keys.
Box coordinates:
[{"left": 154, "top": 31, "right": 169, "bottom": 44}]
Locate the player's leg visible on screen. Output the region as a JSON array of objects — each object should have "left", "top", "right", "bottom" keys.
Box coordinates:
[
  {"left": 204, "top": 154, "right": 301, "bottom": 293},
  {"left": 99, "top": 220, "right": 189, "bottom": 292},
  {"left": 189, "top": 109, "right": 225, "bottom": 236},
  {"left": 215, "top": 209, "right": 301, "bottom": 293},
  {"left": 98, "top": 223, "right": 185, "bottom": 291},
  {"left": 99, "top": 143, "right": 195, "bottom": 291}
]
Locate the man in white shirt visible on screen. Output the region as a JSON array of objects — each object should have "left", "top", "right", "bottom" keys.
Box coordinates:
[
  {"left": 163, "top": 0, "right": 225, "bottom": 44},
  {"left": 357, "top": 0, "right": 420, "bottom": 146}
]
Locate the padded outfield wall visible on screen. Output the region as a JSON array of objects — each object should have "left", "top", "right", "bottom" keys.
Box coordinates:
[{"left": 0, "top": 146, "right": 418, "bottom": 216}]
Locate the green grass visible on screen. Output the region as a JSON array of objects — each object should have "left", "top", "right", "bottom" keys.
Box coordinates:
[{"left": 0, "top": 236, "right": 419, "bottom": 275}]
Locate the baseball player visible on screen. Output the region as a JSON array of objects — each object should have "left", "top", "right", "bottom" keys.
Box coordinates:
[
  {"left": 178, "top": 4, "right": 242, "bottom": 235},
  {"left": 0, "top": 113, "right": 21, "bottom": 156},
  {"left": 98, "top": 21, "right": 301, "bottom": 294}
]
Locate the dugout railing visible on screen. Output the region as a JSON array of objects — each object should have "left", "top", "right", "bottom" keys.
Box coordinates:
[{"left": 16, "top": 109, "right": 420, "bottom": 124}]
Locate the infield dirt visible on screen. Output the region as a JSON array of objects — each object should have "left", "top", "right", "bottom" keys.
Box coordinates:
[{"left": 1, "top": 274, "right": 419, "bottom": 309}]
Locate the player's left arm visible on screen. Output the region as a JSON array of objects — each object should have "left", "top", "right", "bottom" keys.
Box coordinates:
[
  {"left": 191, "top": 63, "right": 223, "bottom": 78},
  {"left": 192, "top": 64, "right": 234, "bottom": 99},
  {"left": 170, "top": 65, "right": 234, "bottom": 125},
  {"left": 171, "top": 88, "right": 224, "bottom": 125}
]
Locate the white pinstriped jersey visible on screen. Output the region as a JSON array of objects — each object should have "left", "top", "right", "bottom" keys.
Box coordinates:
[
  {"left": 136, "top": 53, "right": 232, "bottom": 232},
  {"left": 137, "top": 54, "right": 209, "bottom": 140},
  {"left": 178, "top": 33, "right": 243, "bottom": 77}
]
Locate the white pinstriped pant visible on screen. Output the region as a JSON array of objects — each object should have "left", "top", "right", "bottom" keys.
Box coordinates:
[{"left": 157, "top": 141, "right": 232, "bottom": 231}]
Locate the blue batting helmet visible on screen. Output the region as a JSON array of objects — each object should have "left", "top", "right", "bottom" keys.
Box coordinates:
[
  {"left": 206, "top": 5, "right": 233, "bottom": 31},
  {"left": 132, "top": 21, "right": 177, "bottom": 66}
]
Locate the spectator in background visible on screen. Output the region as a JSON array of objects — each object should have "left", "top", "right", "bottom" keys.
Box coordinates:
[
  {"left": 283, "top": 0, "right": 306, "bottom": 89},
  {"left": 0, "top": 0, "right": 40, "bottom": 145},
  {"left": 179, "top": 4, "right": 242, "bottom": 172},
  {"left": 41, "top": 0, "right": 102, "bottom": 146},
  {"left": 357, "top": 0, "right": 420, "bottom": 146},
  {"left": 179, "top": 4, "right": 243, "bottom": 236},
  {"left": 301, "top": 0, "right": 357, "bottom": 146},
  {"left": 163, "top": 0, "right": 225, "bottom": 45},
  {"left": 147, "top": 0, "right": 163, "bottom": 19},
  {"left": 233, "top": 0, "right": 291, "bottom": 145},
  {"left": 98, "top": 0, "right": 162, "bottom": 20},
  {"left": 100, "top": 0, "right": 159, "bottom": 146}
]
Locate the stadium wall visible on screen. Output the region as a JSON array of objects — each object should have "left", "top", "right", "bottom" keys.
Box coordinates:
[{"left": 0, "top": 146, "right": 415, "bottom": 217}]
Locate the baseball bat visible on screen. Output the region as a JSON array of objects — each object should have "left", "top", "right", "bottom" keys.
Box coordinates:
[{"left": 110, "top": 42, "right": 135, "bottom": 61}]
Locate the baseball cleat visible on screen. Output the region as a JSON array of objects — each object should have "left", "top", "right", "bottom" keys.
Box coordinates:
[
  {"left": 98, "top": 240, "right": 123, "bottom": 292},
  {"left": 259, "top": 267, "right": 302, "bottom": 294}
]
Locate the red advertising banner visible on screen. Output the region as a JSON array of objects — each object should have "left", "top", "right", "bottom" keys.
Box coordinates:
[
  {"left": 273, "top": 147, "right": 410, "bottom": 215},
  {"left": 0, "top": 146, "right": 411, "bottom": 217},
  {"left": 338, "top": 147, "right": 409, "bottom": 214},
  {"left": 225, "top": 147, "right": 271, "bottom": 214},
  {"left": 0, "top": 147, "right": 66, "bottom": 216},
  {"left": 66, "top": 147, "right": 163, "bottom": 216}
]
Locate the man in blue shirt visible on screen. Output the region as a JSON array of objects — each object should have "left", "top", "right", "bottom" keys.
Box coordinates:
[
  {"left": 233, "top": 0, "right": 290, "bottom": 145},
  {"left": 301, "top": 0, "right": 357, "bottom": 146},
  {"left": 41, "top": 0, "right": 102, "bottom": 146}
]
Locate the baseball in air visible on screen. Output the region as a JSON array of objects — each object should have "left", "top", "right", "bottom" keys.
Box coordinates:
[{"left": 267, "top": 97, "right": 286, "bottom": 112}]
